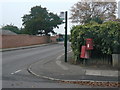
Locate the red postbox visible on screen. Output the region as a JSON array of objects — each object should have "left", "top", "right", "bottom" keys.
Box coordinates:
[
  {"left": 80, "top": 46, "right": 89, "bottom": 59},
  {"left": 86, "top": 38, "right": 93, "bottom": 50}
]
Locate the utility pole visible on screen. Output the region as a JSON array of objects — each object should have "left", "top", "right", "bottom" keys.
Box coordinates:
[{"left": 64, "top": 11, "right": 67, "bottom": 62}]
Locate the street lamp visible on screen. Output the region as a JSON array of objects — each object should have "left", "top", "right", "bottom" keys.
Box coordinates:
[{"left": 59, "top": 11, "right": 68, "bottom": 62}]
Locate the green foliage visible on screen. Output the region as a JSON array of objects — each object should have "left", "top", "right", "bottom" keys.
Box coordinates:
[
  {"left": 22, "top": 6, "right": 63, "bottom": 35},
  {"left": 85, "top": 17, "right": 103, "bottom": 24},
  {"left": 70, "top": 21, "right": 120, "bottom": 61},
  {"left": 2, "top": 24, "right": 21, "bottom": 34}
]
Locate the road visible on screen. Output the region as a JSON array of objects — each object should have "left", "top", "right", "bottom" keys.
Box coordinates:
[{"left": 2, "top": 43, "right": 91, "bottom": 88}]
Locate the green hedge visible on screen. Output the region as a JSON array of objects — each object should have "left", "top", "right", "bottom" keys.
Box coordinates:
[{"left": 70, "top": 21, "right": 120, "bottom": 62}]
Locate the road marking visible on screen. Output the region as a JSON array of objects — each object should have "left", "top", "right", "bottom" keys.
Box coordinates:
[
  {"left": 56, "top": 50, "right": 72, "bottom": 60},
  {"left": 68, "top": 50, "right": 72, "bottom": 53},
  {"left": 56, "top": 60, "right": 68, "bottom": 70},
  {"left": 56, "top": 54, "right": 64, "bottom": 60},
  {"left": 11, "top": 70, "right": 22, "bottom": 75},
  {"left": 56, "top": 50, "right": 72, "bottom": 70},
  {"left": 56, "top": 55, "right": 62, "bottom": 60}
]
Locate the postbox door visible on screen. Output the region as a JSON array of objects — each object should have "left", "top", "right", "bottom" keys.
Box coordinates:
[{"left": 86, "top": 38, "right": 93, "bottom": 50}]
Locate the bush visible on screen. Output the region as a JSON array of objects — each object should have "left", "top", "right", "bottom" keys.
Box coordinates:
[{"left": 70, "top": 21, "right": 120, "bottom": 62}]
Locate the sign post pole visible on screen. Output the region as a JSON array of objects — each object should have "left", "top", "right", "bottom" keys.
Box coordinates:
[{"left": 65, "top": 11, "right": 67, "bottom": 62}]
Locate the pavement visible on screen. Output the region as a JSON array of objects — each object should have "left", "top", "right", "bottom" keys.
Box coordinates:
[
  {"left": 27, "top": 50, "right": 120, "bottom": 87},
  {"left": 1, "top": 43, "right": 120, "bottom": 87},
  {"left": 27, "top": 50, "right": 119, "bottom": 82}
]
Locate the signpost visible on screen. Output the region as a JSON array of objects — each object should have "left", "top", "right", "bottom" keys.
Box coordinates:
[
  {"left": 59, "top": 11, "right": 68, "bottom": 62},
  {"left": 64, "top": 11, "right": 68, "bottom": 62}
]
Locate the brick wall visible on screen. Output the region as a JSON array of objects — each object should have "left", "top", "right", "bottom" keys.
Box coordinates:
[
  {"left": 50, "top": 36, "right": 57, "bottom": 42},
  {"left": 0, "top": 35, "right": 52, "bottom": 48}
]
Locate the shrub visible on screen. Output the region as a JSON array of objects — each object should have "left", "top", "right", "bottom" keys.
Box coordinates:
[{"left": 70, "top": 21, "right": 120, "bottom": 62}]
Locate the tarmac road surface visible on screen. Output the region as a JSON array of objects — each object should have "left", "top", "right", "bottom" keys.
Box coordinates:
[{"left": 2, "top": 43, "right": 93, "bottom": 88}]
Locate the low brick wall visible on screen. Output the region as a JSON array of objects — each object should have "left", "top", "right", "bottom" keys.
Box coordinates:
[{"left": 0, "top": 35, "right": 52, "bottom": 48}]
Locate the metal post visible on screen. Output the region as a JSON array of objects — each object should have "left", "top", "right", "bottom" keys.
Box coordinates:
[{"left": 65, "top": 11, "right": 67, "bottom": 62}]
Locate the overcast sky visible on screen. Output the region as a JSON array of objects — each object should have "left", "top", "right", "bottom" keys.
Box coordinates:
[{"left": 0, "top": 0, "right": 120, "bottom": 34}]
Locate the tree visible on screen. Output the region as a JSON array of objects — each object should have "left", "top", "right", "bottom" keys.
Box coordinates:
[
  {"left": 2, "top": 24, "right": 21, "bottom": 34},
  {"left": 22, "top": 6, "right": 63, "bottom": 35},
  {"left": 70, "top": 0, "right": 117, "bottom": 24}
]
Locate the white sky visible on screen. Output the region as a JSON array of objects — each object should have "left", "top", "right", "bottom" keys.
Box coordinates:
[{"left": 0, "top": 0, "right": 120, "bottom": 34}]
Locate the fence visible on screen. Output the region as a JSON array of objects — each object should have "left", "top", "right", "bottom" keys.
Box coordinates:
[{"left": 89, "top": 50, "right": 112, "bottom": 65}]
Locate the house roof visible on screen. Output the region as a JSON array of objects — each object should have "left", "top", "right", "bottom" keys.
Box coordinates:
[{"left": 0, "top": 29, "right": 17, "bottom": 35}]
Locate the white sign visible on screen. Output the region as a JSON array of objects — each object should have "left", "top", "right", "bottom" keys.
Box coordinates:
[{"left": 59, "top": 12, "right": 65, "bottom": 20}]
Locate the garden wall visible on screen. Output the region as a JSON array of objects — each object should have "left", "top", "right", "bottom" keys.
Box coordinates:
[
  {"left": 0, "top": 35, "right": 57, "bottom": 48},
  {"left": 50, "top": 36, "right": 58, "bottom": 42}
]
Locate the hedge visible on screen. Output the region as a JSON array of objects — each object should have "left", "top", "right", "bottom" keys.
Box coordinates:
[{"left": 70, "top": 21, "right": 120, "bottom": 62}]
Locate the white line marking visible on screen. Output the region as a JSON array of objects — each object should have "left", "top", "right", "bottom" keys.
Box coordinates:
[
  {"left": 56, "top": 54, "right": 63, "bottom": 60},
  {"left": 56, "top": 50, "right": 72, "bottom": 60},
  {"left": 11, "top": 73, "right": 14, "bottom": 75},
  {"left": 14, "top": 70, "right": 21, "bottom": 73},
  {"left": 56, "top": 55, "right": 61, "bottom": 60},
  {"left": 56, "top": 61, "right": 68, "bottom": 70},
  {"left": 56, "top": 50, "right": 72, "bottom": 70},
  {"left": 11, "top": 70, "right": 22, "bottom": 75},
  {"left": 68, "top": 50, "right": 72, "bottom": 53}
]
